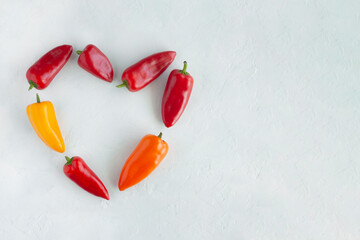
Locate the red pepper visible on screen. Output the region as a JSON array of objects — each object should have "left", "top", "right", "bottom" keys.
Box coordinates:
[
  {"left": 63, "top": 156, "right": 109, "bottom": 200},
  {"left": 27, "top": 45, "right": 73, "bottom": 90},
  {"left": 162, "top": 61, "right": 193, "bottom": 127},
  {"left": 116, "top": 51, "right": 176, "bottom": 92},
  {"left": 76, "top": 44, "right": 114, "bottom": 82}
]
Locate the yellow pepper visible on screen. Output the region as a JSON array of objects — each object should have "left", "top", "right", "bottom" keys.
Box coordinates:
[{"left": 26, "top": 94, "right": 65, "bottom": 153}]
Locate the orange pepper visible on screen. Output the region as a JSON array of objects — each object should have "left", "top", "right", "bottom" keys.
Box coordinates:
[
  {"left": 26, "top": 94, "right": 65, "bottom": 153},
  {"left": 118, "top": 133, "right": 169, "bottom": 191}
]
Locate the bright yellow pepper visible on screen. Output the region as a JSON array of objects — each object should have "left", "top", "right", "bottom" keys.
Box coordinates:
[{"left": 26, "top": 94, "right": 65, "bottom": 153}]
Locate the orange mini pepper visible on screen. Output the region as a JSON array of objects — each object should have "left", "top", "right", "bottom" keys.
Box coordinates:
[
  {"left": 118, "top": 132, "right": 169, "bottom": 191},
  {"left": 26, "top": 94, "right": 65, "bottom": 153}
]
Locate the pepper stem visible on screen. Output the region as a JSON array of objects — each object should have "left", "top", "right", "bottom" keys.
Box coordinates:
[
  {"left": 116, "top": 80, "right": 129, "bottom": 89},
  {"left": 28, "top": 81, "right": 38, "bottom": 91},
  {"left": 180, "top": 61, "right": 188, "bottom": 75},
  {"left": 76, "top": 50, "right": 82, "bottom": 55},
  {"left": 36, "top": 94, "right": 40, "bottom": 103},
  {"left": 65, "top": 156, "right": 74, "bottom": 165},
  {"left": 157, "top": 132, "right": 163, "bottom": 139},
  {"left": 116, "top": 83, "right": 126, "bottom": 88}
]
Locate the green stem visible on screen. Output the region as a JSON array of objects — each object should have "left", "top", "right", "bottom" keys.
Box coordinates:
[
  {"left": 76, "top": 50, "right": 82, "bottom": 55},
  {"left": 157, "top": 132, "right": 163, "bottom": 139},
  {"left": 116, "top": 80, "right": 129, "bottom": 89},
  {"left": 36, "top": 94, "right": 40, "bottom": 103},
  {"left": 180, "top": 61, "right": 188, "bottom": 75},
  {"left": 116, "top": 83, "right": 126, "bottom": 88},
  {"left": 65, "top": 156, "right": 74, "bottom": 165},
  {"left": 28, "top": 81, "right": 38, "bottom": 91}
]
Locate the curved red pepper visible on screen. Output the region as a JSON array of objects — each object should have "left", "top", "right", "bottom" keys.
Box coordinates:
[
  {"left": 77, "top": 44, "right": 114, "bottom": 82},
  {"left": 63, "top": 156, "right": 109, "bottom": 200},
  {"left": 116, "top": 51, "right": 176, "bottom": 92},
  {"left": 26, "top": 45, "right": 73, "bottom": 90},
  {"left": 162, "top": 61, "right": 193, "bottom": 127}
]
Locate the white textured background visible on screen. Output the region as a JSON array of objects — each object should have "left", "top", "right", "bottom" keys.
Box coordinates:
[{"left": 0, "top": 0, "right": 359, "bottom": 239}]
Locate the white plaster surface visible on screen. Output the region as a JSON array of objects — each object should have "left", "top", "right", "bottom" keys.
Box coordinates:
[{"left": 0, "top": 0, "right": 360, "bottom": 239}]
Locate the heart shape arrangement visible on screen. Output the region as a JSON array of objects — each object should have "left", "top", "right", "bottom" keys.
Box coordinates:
[{"left": 26, "top": 44, "right": 194, "bottom": 200}]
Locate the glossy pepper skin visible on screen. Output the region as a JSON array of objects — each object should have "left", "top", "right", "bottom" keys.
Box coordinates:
[
  {"left": 116, "top": 51, "right": 176, "bottom": 92},
  {"left": 64, "top": 156, "right": 109, "bottom": 200},
  {"left": 118, "top": 133, "right": 169, "bottom": 191},
  {"left": 27, "top": 45, "right": 73, "bottom": 90},
  {"left": 162, "top": 61, "right": 194, "bottom": 127},
  {"left": 77, "top": 44, "right": 114, "bottom": 82},
  {"left": 26, "top": 94, "right": 65, "bottom": 153}
]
